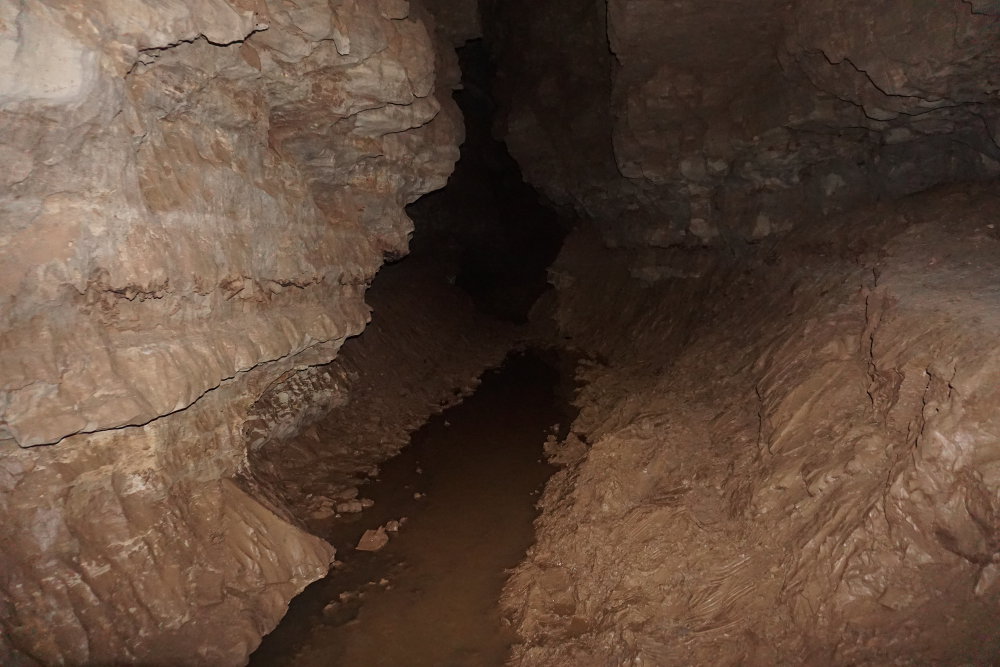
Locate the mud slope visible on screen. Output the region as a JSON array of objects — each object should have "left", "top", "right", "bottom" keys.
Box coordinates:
[{"left": 506, "top": 183, "right": 1000, "bottom": 665}]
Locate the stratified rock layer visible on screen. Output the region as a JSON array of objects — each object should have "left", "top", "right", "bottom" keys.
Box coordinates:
[
  {"left": 0, "top": 1, "right": 461, "bottom": 663},
  {"left": 488, "top": 0, "right": 1000, "bottom": 246},
  {"left": 505, "top": 184, "right": 1000, "bottom": 664}
]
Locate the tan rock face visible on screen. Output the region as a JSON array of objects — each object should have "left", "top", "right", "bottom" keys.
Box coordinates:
[
  {"left": 489, "top": 0, "right": 1000, "bottom": 246},
  {"left": 507, "top": 185, "right": 1000, "bottom": 664},
  {"left": 477, "top": 1, "right": 1000, "bottom": 661},
  {"left": 0, "top": 0, "right": 461, "bottom": 663}
]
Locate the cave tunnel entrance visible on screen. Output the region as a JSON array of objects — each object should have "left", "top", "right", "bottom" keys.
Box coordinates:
[{"left": 404, "top": 39, "right": 570, "bottom": 324}]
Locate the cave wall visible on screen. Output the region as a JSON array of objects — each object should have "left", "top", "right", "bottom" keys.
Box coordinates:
[
  {"left": 488, "top": 0, "right": 1000, "bottom": 247},
  {"left": 507, "top": 186, "right": 1000, "bottom": 664},
  {"left": 0, "top": 1, "right": 462, "bottom": 663},
  {"left": 421, "top": 0, "right": 481, "bottom": 46},
  {"left": 478, "top": 0, "right": 1000, "bottom": 662}
]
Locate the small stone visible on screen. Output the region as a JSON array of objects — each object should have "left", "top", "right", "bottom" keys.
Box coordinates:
[
  {"left": 360, "top": 498, "right": 375, "bottom": 508},
  {"left": 336, "top": 499, "right": 364, "bottom": 513},
  {"left": 975, "top": 564, "right": 1000, "bottom": 597},
  {"left": 334, "top": 487, "right": 359, "bottom": 501},
  {"left": 310, "top": 507, "right": 336, "bottom": 520},
  {"left": 356, "top": 527, "right": 389, "bottom": 552},
  {"left": 385, "top": 520, "right": 401, "bottom": 532},
  {"left": 377, "top": 0, "right": 409, "bottom": 20}
]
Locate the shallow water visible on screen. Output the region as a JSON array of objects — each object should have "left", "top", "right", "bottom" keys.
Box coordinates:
[{"left": 250, "top": 350, "right": 571, "bottom": 667}]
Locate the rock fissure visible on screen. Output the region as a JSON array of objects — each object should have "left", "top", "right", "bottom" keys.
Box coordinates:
[
  {"left": 129, "top": 29, "right": 269, "bottom": 76},
  {"left": 818, "top": 50, "right": 943, "bottom": 106}
]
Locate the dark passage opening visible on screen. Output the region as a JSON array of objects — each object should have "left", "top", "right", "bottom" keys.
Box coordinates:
[{"left": 405, "top": 39, "right": 569, "bottom": 324}]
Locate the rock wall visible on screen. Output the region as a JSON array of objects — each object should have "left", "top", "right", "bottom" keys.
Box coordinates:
[
  {"left": 504, "top": 184, "right": 1000, "bottom": 664},
  {"left": 488, "top": 0, "right": 1000, "bottom": 247},
  {"left": 0, "top": 0, "right": 461, "bottom": 663},
  {"left": 488, "top": 1, "right": 1000, "bottom": 661}
]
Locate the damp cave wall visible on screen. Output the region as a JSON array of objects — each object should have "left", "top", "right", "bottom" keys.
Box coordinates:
[
  {"left": 0, "top": 1, "right": 469, "bottom": 664},
  {"left": 465, "top": 0, "right": 1000, "bottom": 663},
  {"left": 483, "top": 0, "right": 1000, "bottom": 246}
]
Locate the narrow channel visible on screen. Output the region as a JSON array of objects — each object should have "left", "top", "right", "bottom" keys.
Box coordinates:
[{"left": 250, "top": 350, "right": 573, "bottom": 666}]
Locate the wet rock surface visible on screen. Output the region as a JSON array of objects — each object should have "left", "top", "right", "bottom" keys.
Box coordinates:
[
  {"left": 1, "top": 0, "right": 460, "bottom": 449},
  {"left": 250, "top": 351, "right": 573, "bottom": 667},
  {"left": 244, "top": 254, "right": 515, "bottom": 532}
]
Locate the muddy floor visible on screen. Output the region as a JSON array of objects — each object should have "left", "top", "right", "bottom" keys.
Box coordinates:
[{"left": 250, "top": 350, "right": 573, "bottom": 666}]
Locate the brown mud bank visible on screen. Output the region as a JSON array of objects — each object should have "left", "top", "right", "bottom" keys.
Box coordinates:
[{"left": 505, "top": 183, "right": 1000, "bottom": 665}]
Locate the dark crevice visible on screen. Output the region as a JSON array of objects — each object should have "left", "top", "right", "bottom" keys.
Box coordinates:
[{"left": 405, "top": 39, "right": 571, "bottom": 324}]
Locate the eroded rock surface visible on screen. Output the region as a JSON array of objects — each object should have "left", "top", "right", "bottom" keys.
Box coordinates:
[
  {"left": 505, "top": 185, "right": 1000, "bottom": 664},
  {"left": 0, "top": 1, "right": 461, "bottom": 663},
  {"left": 485, "top": 2, "right": 1000, "bottom": 661},
  {"left": 488, "top": 0, "right": 1000, "bottom": 246}
]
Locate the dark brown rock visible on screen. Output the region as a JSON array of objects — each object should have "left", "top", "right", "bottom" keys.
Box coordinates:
[{"left": 488, "top": 0, "right": 1000, "bottom": 247}]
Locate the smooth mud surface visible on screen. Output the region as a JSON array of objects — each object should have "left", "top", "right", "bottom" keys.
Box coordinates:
[{"left": 250, "top": 351, "right": 572, "bottom": 666}]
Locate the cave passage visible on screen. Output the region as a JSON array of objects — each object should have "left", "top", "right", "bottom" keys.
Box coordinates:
[
  {"left": 247, "top": 38, "right": 576, "bottom": 664},
  {"left": 9, "top": 0, "right": 1000, "bottom": 663},
  {"left": 406, "top": 39, "right": 568, "bottom": 323},
  {"left": 249, "top": 351, "right": 573, "bottom": 665}
]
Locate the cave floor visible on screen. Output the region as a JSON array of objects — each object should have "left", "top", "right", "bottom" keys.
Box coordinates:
[{"left": 250, "top": 350, "right": 573, "bottom": 666}]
